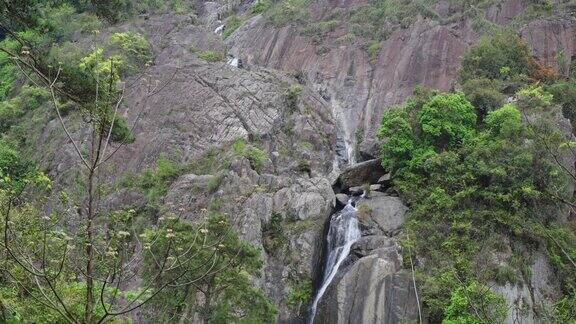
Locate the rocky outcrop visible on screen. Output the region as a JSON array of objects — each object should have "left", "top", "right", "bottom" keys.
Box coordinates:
[
  {"left": 357, "top": 193, "right": 409, "bottom": 235},
  {"left": 336, "top": 159, "right": 387, "bottom": 190},
  {"left": 227, "top": 0, "right": 576, "bottom": 160},
  {"left": 315, "top": 224, "right": 420, "bottom": 323},
  {"left": 314, "top": 163, "right": 417, "bottom": 324}
]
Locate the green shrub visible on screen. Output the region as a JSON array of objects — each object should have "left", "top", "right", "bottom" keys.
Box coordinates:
[
  {"left": 231, "top": 138, "right": 267, "bottom": 172},
  {"left": 222, "top": 15, "right": 243, "bottom": 39},
  {"left": 0, "top": 86, "right": 49, "bottom": 133},
  {"left": 140, "top": 156, "right": 182, "bottom": 204},
  {"left": 443, "top": 281, "right": 507, "bottom": 323},
  {"left": 37, "top": 3, "right": 103, "bottom": 41},
  {"left": 546, "top": 81, "right": 576, "bottom": 131},
  {"left": 367, "top": 41, "right": 380, "bottom": 59},
  {"left": 196, "top": 50, "right": 222, "bottom": 62},
  {"left": 109, "top": 115, "right": 135, "bottom": 143},
  {"left": 0, "top": 139, "right": 30, "bottom": 187},
  {"left": 263, "top": 213, "right": 287, "bottom": 254},
  {"left": 484, "top": 104, "right": 521, "bottom": 137},
  {"left": 92, "top": 0, "right": 130, "bottom": 22},
  {"left": 297, "top": 159, "right": 311, "bottom": 174},
  {"left": 246, "top": 146, "right": 267, "bottom": 172},
  {"left": 0, "top": 52, "right": 17, "bottom": 101},
  {"left": 419, "top": 92, "right": 477, "bottom": 147},
  {"left": 494, "top": 265, "right": 518, "bottom": 285},
  {"left": 251, "top": 0, "right": 270, "bottom": 14},
  {"left": 109, "top": 32, "right": 152, "bottom": 72},
  {"left": 462, "top": 77, "right": 506, "bottom": 120},
  {"left": 267, "top": 0, "right": 310, "bottom": 27},
  {"left": 287, "top": 279, "right": 312, "bottom": 308},
  {"left": 286, "top": 84, "right": 303, "bottom": 111},
  {"left": 378, "top": 85, "right": 569, "bottom": 321},
  {"left": 300, "top": 20, "right": 339, "bottom": 37},
  {"left": 460, "top": 31, "right": 535, "bottom": 83}
]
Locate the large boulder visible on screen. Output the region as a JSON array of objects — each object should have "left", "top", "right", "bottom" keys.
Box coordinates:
[
  {"left": 273, "top": 177, "right": 335, "bottom": 221},
  {"left": 357, "top": 192, "right": 409, "bottom": 235},
  {"left": 336, "top": 159, "right": 386, "bottom": 190},
  {"left": 315, "top": 247, "right": 420, "bottom": 323}
]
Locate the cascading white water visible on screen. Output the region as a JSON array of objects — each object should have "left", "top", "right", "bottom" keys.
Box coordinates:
[{"left": 309, "top": 200, "right": 361, "bottom": 323}]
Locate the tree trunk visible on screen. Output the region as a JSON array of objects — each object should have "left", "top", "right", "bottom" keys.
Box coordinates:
[{"left": 84, "top": 167, "right": 96, "bottom": 323}]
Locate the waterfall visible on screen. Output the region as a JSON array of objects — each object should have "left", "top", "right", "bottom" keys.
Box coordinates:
[
  {"left": 214, "top": 24, "right": 225, "bottom": 36},
  {"left": 309, "top": 200, "right": 361, "bottom": 323}
]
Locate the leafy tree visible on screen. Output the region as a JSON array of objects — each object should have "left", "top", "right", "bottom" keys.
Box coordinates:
[
  {"left": 419, "top": 92, "right": 477, "bottom": 148},
  {"left": 462, "top": 77, "right": 506, "bottom": 120},
  {"left": 142, "top": 214, "right": 278, "bottom": 323},
  {"left": 378, "top": 84, "right": 572, "bottom": 321},
  {"left": 443, "top": 281, "right": 507, "bottom": 324},
  {"left": 459, "top": 31, "right": 535, "bottom": 83}
]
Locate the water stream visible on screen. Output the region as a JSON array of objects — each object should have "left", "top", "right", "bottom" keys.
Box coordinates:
[{"left": 308, "top": 199, "right": 361, "bottom": 323}]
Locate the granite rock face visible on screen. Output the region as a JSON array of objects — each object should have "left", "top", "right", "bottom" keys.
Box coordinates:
[
  {"left": 227, "top": 0, "right": 576, "bottom": 161},
  {"left": 315, "top": 218, "right": 420, "bottom": 324},
  {"left": 34, "top": 0, "right": 576, "bottom": 322}
]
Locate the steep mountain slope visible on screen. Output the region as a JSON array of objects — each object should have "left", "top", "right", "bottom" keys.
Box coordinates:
[
  {"left": 226, "top": 0, "right": 576, "bottom": 159},
  {"left": 1, "top": 0, "right": 575, "bottom": 323}
]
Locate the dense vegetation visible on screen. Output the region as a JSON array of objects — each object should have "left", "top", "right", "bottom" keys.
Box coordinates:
[
  {"left": 0, "top": 1, "right": 275, "bottom": 323},
  {"left": 379, "top": 30, "right": 576, "bottom": 322}
]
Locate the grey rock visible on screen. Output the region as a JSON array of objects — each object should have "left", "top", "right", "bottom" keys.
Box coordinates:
[
  {"left": 335, "top": 193, "right": 350, "bottom": 207},
  {"left": 351, "top": 236, "right": 397, "bottom": 258},
  {"left": 349, "top": 186, "right": 364, "bottom": 196},
  {"left": 377, "top": 173, "right": 392, "bottom": 186},
  {"left": 315, "top": 253, "right": 419, "bottom": 324},
  {"left": 357, "top": 193, "right": 409, "bottom": 234},
  {"left": 273, "top": 177, "right": 335, "bottom": 221},
  {"left": 358, "top": 137, "right": 382, "bottom": 161},
  {"left": 337, "top": 159, "right": 386, "bottom": 190},
  {"left": 369, "top": 184, "right": 382, "bottom": 192}
]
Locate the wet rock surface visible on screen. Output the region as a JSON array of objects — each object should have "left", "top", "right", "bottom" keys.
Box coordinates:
[{"left": 336, "top": 159, "right": 387, "bottom": 190}]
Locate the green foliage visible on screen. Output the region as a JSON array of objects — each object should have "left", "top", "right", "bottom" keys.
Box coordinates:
[
  {"left": 142, "top": 214, "right": 278, "bottom": 322},
  {"left": 348, "top": 0, "right": 438, "bottom": 41},
  {"left": 377, "top": 27, "right": 576, "bottom": 321},
  {"left": 267, "top": 0, "right": 311, "bottom": 27},
  {"left": 547, "top": 81, "right": 576, "bottom": 131},
  {"left": 460, "top": 31, "right": 535, "bottom": 83},
  {"left": 222, "top": 15, "right": 243, "bottom": 39},
  {"left": 92, "top": 0, "right": 130, "bottom": 22},
  {"left": 287, "top": 279, "right": 313, "bottom": 309},
  {"left": 251, "top": 0, "right": 271, "bottom": 14},
  {"left": 553, "top": 292, "right": 576, "bottom": 323},
  {"left": 109, "top": 31, "right": 153, "bottom": 72},
  {"left": 233, "top": 138, "right": 268, "bottom": 172},
  {"left": 36, "top": 3, "right": 103, "bottom": 41},
  {"left": 0, "top": 50, "right": 17, "bottom": 101},
  {"left": 443, "top": 281, "right": 507, "bottom": 323},
  {"left": 196, "top": 50, "right": 223, "bottom": 62},
  {"left": 297, "top": 159, "right": 311, "bottom": 174},
  {"left": 286, "top": 84, "right": 303, "bottom": 111},
  {"left": 379, "top": 106, "right": 416, "bottom": 171},
  {"left": 109, "top": 114, "right": 135, "bottom": 143},
  {"left": 139, "top": 156, "right": 182, "bottom": 205},
  {"left": 300, "top": 20, "right": 340, "bottom": 38},
  {"left": 419, "top": 92, "right": 477, "bottom": 146},
  {"left": 367, "top": 41, "right": 380, "bottom": 59},
  {"left": 0, "top": 86, "right": 49, "bottom": 133},
  {"left": 484, "top": 103, "right": 521, "bottom": 137},
  {"left": 0, "top": 139, "right": 31, "bottom": 189},
  {"left": 263, "top": 213, "right": 287, "bottom": 254},
  {"left": 246, "top": 146, "right": 267, "bottom": 172},
  {"left": 462, "top": 77, "right": 506, "bottom": 120}
]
